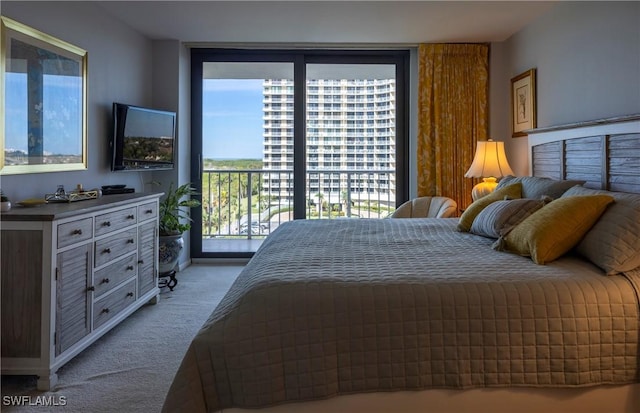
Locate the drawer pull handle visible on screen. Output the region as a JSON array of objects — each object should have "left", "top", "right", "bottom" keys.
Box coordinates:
[
  {"left": 102, "top": 248, "right": 111, "bottom": 254},
  {"left": 102, "top": 221, "right": 111, "bottom": 227},
  {"left": 145, "top": 209, "right": 153, "bottom": 214},
  {"left": 72, "top": 229, "right": 83, "bottom": 235},
  {"left": 127, "top": 214, "right": 135, "bottom": 220},
  {"left": 138, "top": 260, "right": 144, "bottom": 264},
  {"left": 126, "top": 292, "right": 134, "bottom": 298},
  {"left": 127, "top": 239, "right": 135, "bottom": 244},
  {"left": 101, "top": 308, "right": 110, "bottom": 314},
  {"left": 127, "top": 265, "right": 134, "bottom": 271},
  {"left": 101, "top": 278, "right": 110, "bottom": 284},
  {"left": 87, "top": 286, "right": 95, "bottom": 291}
]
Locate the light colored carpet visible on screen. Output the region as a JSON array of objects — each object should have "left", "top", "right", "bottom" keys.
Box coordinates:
[{"left": 1, "top": 264, "right": 242, "bottom": 413}]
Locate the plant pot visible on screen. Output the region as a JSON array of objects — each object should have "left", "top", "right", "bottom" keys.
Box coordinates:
[{"left": 158, "top": 233, "right": 184, "bottom": 275}]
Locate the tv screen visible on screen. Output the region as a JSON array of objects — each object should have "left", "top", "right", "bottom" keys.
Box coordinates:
[{"left": 111, "top": 103, "right": 176, "bottom": 171}]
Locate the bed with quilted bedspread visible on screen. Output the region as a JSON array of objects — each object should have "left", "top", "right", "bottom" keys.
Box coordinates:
[{"left": 162, "top": 217, "right": 640, "bottom": 413}]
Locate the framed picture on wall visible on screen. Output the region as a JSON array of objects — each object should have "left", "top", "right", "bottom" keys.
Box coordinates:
[
  {"left": 510, "top": 68, "right": 536, "bottom": 137},
  {"left": 1, "top": 16, "right": 88, "bottom": 175}
]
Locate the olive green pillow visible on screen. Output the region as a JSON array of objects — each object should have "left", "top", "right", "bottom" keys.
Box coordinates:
[
  {"left": 495, "top": 195, "right": 615, "bottom": 265},
  {"left": 457, "top": 182, "right": 522, "bottom": 232}
]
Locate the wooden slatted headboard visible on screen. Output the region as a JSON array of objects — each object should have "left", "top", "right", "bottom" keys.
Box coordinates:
[{"left": 527, "top": 114, "right": 640, "bottom": 194}]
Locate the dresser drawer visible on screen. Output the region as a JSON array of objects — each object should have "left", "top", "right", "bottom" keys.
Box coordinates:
[
  {"left": 93, "top": 279, "right": 137, "bottom": 329},
  {"left": 93, "top": 254, "right": 137, "bottom": 297},
  {"left": 95, "top": 207, "right": 137, "bottom": 237},
  {"left": 57, "top": 217, "right": 93, "bottom": 249},
  {"left": 138, "top": 202, "right": 158, "bottom": 222},
  {"left": 94, "top": 228, "right": 137, "bottom": 267}
]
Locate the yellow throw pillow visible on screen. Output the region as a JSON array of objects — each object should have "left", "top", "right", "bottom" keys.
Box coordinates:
[
  {"left": 457, "top": 182, "right": 522, "bottom": 232},
  {"left": 496, "top": 195, "right": 614, "bottom": 264}
]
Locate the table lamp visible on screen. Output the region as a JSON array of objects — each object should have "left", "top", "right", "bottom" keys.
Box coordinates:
[{"left": 465, "top": 139, "right": 514, "bottom": 201}]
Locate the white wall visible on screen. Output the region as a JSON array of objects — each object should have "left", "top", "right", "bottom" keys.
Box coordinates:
[
  {"left": 491, "top": 1, "right": 640, "bottom": 176},
  {"left": 488, "top": 41, "right": 510, "bottom": 161},
  {"left": 1, "top": 1, "right": 153, "bottom": 201},
  {"left": 149, "top": 40, "right": 193, "bottom": 267}
]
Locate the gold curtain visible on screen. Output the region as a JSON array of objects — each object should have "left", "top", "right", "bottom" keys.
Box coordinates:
[{"left": 417, "top": 43, "right": 489, "bottom": 211}]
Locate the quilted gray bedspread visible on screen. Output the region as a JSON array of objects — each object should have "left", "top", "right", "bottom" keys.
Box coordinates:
[{"left": 162, "top": 218, "right": 640, "bottom": 413}]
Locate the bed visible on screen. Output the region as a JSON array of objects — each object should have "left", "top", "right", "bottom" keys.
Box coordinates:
[{"left": 163, "top": 115, "right": 640, "bottom": 413}]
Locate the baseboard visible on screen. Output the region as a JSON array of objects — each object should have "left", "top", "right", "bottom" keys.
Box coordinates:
[
  {"left": 178, "top": 260, "right": 191, "bottom": 272},
  {"left": 191, "top": 257, "right": 251, "bottom": 266}
]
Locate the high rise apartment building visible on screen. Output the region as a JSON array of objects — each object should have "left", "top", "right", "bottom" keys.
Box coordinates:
[{"left": 262, "top": 78, "right": 396, "bottom": 205}]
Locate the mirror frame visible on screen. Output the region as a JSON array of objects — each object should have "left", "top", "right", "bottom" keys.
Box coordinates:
[{"left": 1, "top": 16, "right": 87, "bottom": 175}]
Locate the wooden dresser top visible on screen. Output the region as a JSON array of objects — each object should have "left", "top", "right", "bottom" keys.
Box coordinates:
[{"left": 0, "top": 192, "right": 162, "bottom": 222}]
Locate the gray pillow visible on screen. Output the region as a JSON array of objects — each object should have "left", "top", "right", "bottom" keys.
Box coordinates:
[
  {"left": 497, "top": 175, "right": 585, "bottom": 199},
  {"left": 470, "top": 198, "right": 548, "bottom": 239},
  {"left": 561, "top": 186, "right": 640, "bottom": 275}
]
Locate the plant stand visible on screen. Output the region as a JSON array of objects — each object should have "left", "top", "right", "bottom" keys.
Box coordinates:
[{"left": 158, "top": 270, "right": 178, "bottom": 291}]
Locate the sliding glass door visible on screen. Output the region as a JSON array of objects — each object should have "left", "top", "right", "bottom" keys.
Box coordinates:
[{"left": 191, "top": 50, "right": 408, "bottom": 258}]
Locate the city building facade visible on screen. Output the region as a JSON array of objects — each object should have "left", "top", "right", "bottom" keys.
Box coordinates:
[{"left": 262, "top": 78, "right": 396, "bottom": 207}]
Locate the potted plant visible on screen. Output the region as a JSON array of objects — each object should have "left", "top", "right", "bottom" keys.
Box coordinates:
[
  {"left": 158, "top": 183, "right": 200, "bottom": 278},
  {"left": 1, "top": 190, "right": 11, "bottom": 212}
]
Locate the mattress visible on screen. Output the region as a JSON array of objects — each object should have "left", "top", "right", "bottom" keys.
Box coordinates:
[{"left": 162, "top": 218, "right": 640, "bottom": 413}]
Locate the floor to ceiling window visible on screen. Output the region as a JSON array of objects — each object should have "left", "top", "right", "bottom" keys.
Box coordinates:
[{"left": 191, "top": 50, "right": 409, "bottom": 258}]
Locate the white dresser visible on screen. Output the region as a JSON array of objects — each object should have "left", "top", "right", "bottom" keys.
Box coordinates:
[{"left": 0, "top": 193, "right": 162, "bottom": 390}]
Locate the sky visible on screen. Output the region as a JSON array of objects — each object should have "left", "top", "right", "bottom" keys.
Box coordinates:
[
  {"left": 202, "top": 79, "right": 264, "bottom": 160},
  {"left": 5, "top": 73, "right": 83, "bottom": 155}
]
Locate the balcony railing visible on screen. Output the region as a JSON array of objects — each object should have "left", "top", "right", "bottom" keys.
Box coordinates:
[{"left": 202, "top": 169, "right": 396, "bottom": 239}]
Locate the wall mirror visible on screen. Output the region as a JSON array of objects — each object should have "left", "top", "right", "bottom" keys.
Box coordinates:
[{"left": 1, "top": 16, "right": 87, "bottom": 175}]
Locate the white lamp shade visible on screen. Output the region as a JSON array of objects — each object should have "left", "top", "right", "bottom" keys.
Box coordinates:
[
  {"left": 465, "top": 140, "right": 515, "bottom": 200},
  {"left": 464, "top": 140, "right": 514, "bottom": 178}
]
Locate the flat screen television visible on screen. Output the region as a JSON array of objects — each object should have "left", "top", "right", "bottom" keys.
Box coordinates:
[{"left": 110, "top": 103, "right": 176, "bottom": 171}]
